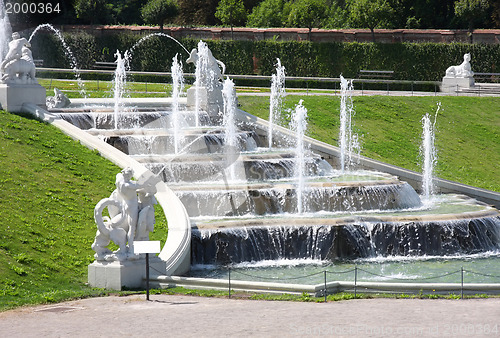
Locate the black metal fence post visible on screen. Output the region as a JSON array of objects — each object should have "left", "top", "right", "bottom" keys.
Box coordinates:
[
  {"left": 354, "top": 266, "right": 358, "bottom": 298},
  {"left": 146, "top": 253, "right": 150, "bottom": 301},
  {"left": 461, "top": 267, "right": 464, "bottom": 299},
  {"left": 324, "top": 271, "right": 327, "bottom": 303},
  {"left": 228, "top": 267, "right": 231, "bottom": 298}
]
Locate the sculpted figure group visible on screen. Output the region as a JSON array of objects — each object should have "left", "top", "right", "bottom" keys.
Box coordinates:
[
  {"left": 92, "top": 168, "right": 160, "bottom": 261},
  {"left": 0, "top": 32, "right": 37, "bottom": 84}
]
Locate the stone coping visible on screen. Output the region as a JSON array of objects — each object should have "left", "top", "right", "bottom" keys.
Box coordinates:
[
  {"left": 22, "top": 103, "right": 192, "bottom": 276},
  {"left": 169, "top": 177, "right": 400, "bottom": 192},
  {"left": 193, "top": 209, "right": 500, "bottom": 230}
]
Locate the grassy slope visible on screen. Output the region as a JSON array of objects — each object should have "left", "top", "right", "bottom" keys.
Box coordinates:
[
  {"left": 0, "top": 111, "right": 168, "bottom": 310},
  {"left": 238, "top": 95, "right": 500, "bottom": 192}
]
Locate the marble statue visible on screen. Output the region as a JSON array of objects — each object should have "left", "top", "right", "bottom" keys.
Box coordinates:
[
  {"left": 0, "top": 32, "right": 37, "bottom": 84},
  {"left": 441, "top": 53, "right": 475, "bottom": 93},
  {"left": 186, "top": 41, "right": 225, "bottom": 115},
  {"left": 46, "top": 88, "right": 71, "bottom": 109},
  {"left": 187, "top": 45, "right": 226, "bottom": 87},
  {"left": 92, "top": 168, "right": 159, "bottom": 261},
  {"left": 445, "top": 53, "right": 474, "bottom": 78}
]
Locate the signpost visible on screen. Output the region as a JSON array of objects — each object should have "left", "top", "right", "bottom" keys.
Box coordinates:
[{"left": 133, "top": 241, "right": 161, "bottom": 301}]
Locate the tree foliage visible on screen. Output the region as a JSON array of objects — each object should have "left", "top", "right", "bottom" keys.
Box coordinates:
[
  {"left": 285, "top": 0, "right": 329, "bottom": 38},
  {"left": 74, "top": 0, "right": 111, "bottom": 25},
  {"left": 454, "top": 0, "right": 491, "bottom": 32},
  {"left": 141, "top": 0, "right": 179, "bottom": 31},
  {"left": 348, "top": 0, "right": 394, "bottom": 41},
  {"left": 177, "top": 0, "right": 219, "bottom": 25},
  {"left": 215, "top": 0, "right": 247, "bottom": 39},
  {"left": 247, "top": 0, "right": 284, "bottom": 28},
  {"left": 215, "top": 0, "right": 247, "bottom": 28}
]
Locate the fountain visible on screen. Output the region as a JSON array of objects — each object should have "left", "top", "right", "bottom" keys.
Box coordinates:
[
  {"left": 0, "top": 0, "right": 11, "bottom": 64},
  {"left": 112, "top": 50, "right": 128, "bottom": 130},
  {"left": 171, "top": 54, "right": 185, "bottom": 155},
  {"left": 14, "top": 34, "right": 500, "bottom": 289},
  {"left": 291, "top": 100, "right": 308, "bottom": 214},
  {"left": 29, "top": 24, "right": 87, "bottom": 98},
  {"left": 222, "top": 77, "right": 239, "bottom": 181},
  {"left": 339, "top": 75, "right": 360, "bottom": 172},
  {"left": 420, "top": 103, "right": 440, "bottom": 202},
  {"left": 268, "top": 58, "right": 286, "bottom": 148}
]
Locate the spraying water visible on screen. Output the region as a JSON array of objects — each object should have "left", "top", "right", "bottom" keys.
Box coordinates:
[
  {"left": 339, "top": 76, "right": 360, "bottom": 172},
  {"left": 193, "top": 41, "right": 211, "bottom": 127},
  {"left": 291, "top": 100, "right": 308, "bottom": 214},
  {"left": 268, "top": 58, "right": 286, "bottom": 148},
  {"left": 112, "top": 50, "right": 128, "bottom": 130},
  {"left": 222, "top": 77, "right": 238, "bottom": 181},
  {"left": 0, "top": 0, "right": 11, "bottom": 64},
  {"left": 29, "top": 24, "right": 87, "bottom": 98},
  {"left": 420, "top": 103, "right": 440, "bottom": 201},
  {"left": 126, "top": 32, "right": 189, "bottom": 57},
  {"left": 171, "top": 54, "right": 185, "bottom": 154}
]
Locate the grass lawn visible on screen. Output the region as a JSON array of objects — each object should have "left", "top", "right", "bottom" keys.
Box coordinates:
[
  {"left": 238, "top": 95, "right": 500, "bottom": 193},
  {"left": 0, "top": 111, "right": 168, "bottom": 310}
]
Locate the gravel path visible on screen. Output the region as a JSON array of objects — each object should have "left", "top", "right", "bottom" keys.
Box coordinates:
[{"left": 1, "top": 295, "right": 499, "bottom": 337}]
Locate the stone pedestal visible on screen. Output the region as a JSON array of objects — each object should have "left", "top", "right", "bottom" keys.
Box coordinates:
[
  {"left": 186, "top": 85, "right": 223, "bottom": 116},
  {"left": 186, "top": 86, "right": 208, "bottom": 110},
  {"left": 441, "top": 76, "right": 475, "bottom": 93},
  {"left": 0, "top": 83, "right": 46, "bottom": 112},
  {"left": 88, "top": 257, "right": 166, "bottom": 290}
]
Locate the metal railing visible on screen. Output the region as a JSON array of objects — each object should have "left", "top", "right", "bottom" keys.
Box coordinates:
[
  {"left": 150, "top": 264, "right": 500, "bottom": 301},
  {"left": 36, "top": 67, "right": 500, "bottom": 97}
]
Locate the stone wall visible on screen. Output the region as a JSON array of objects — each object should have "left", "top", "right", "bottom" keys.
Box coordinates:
[{"left": 60, "top": 25, "right": 500, "bottom": 44}]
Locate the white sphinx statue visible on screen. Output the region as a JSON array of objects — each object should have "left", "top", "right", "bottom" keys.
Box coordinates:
[
  {"left": 445, "top": 53, "right": 474, "bottom": 78},
  {"left": 442, "top": 53, "right": 475, "bottom": 93},
  {"left": 92, "top": 167, "right": 160, "bottom": 261},
  {"left": 0, "top": 32, "right": 37, "bottom": 84}
]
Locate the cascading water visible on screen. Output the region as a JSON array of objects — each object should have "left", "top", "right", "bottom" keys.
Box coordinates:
[
  {"left": 268, "top": 58, "right": 286, "bottom": 148},
  {"left": 420, "top": 103, "right": 440, "bottom": 202},
  {"left": 29, "top": 24, "right": 87, "bottom": 98},
  {"left": 291, "top": 100, "right": 308, "bottom": 214},
  {"left": 112, "top": 50, "right": 128, "bottom": 130},
  {"left": 339, "top": 76, "right": 360, "bottom": 172},
  {"left": 0, "top": 0, "right": 11, "bottom": 63},
  {"left": 171, "top": 54, "right": 185, "bottom": 154},
  {"left": 222, "top": 77, "right": 238, "bottom": 181}
]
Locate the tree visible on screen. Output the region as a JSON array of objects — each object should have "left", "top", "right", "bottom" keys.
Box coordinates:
[
  {"left": 323, "top": 2, "right": 349, "bottom": 29},
  {"left": 247, "top": 0, "right": 285, "bottom": 28},
  {"left": 348, "top": 0, "right": 394, "bottom": 42},
  {"left": 285, "top": 0, "right": 329, "bottom": 40},
  {"left": 454, "top": 0, "right": 491, "bottom": 42},
  {"left": 177, "top": 0, "right": 219, "bottom": 26},
  {"left": 74, "top": 0, "right": 111, "bottom": 25},
  {"left": 109, "top": 0, "right": 149, "bottom": 25},
  {"left": 215, "top": 0, "right": 247, "bottom": 39},
  {"left": 492, "top": 1, "right": 500, "bottom": 28},
  {"left": 141, "top": 0, "right": 179, "bottom": 32}
]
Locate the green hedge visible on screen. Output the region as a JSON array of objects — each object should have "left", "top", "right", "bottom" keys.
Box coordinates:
[{"left": 29, "top": 30, "right": 500, "bottom": 82}]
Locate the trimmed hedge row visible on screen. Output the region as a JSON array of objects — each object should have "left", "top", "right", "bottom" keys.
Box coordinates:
[{"left": 29, "top": 30, "right": 500, "bottom": 82}]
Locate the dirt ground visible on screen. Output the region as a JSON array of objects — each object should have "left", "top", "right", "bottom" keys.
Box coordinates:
[{"left": 1, "top": 295, "right": 499, "bottom": 337}]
